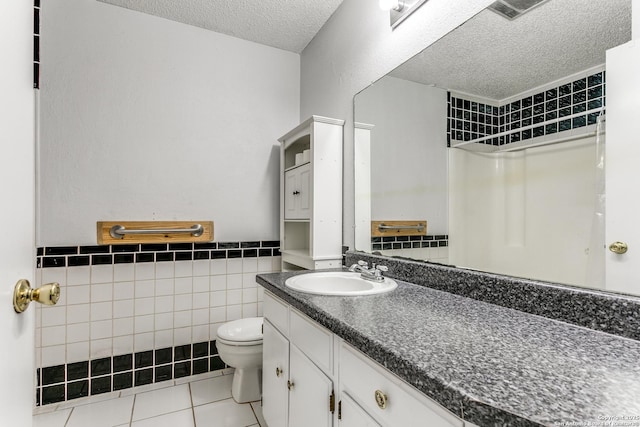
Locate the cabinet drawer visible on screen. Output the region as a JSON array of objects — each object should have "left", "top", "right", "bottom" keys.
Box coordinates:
[
  {"left": 340, "top": 343, "right": 463, "bottom": 427},
  {"left": 290, "top": 309, "right": 333, "bottom": 375},
  {"left": 263, "top": 291, "right": 289, "bottom": 336}
]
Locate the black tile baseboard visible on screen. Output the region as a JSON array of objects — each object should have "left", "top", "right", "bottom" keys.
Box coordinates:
[
  {"left": 36, "top": 340, "right": 227, "bottom": 406},
  {"left": 37, "top": 241, "right": 281, "bottom": 268},
  {"left": 371, "top": 234, "right": 448, "bottom": 251}
]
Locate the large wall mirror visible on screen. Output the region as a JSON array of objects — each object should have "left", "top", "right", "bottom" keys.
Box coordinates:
[{"left": 354, "top": 0, "right": 632, "bottom": 292}]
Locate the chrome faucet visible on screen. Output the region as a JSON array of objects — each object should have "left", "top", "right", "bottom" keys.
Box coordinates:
[{"left": 348, "top": 260, "right": 388, "bottom": 282}]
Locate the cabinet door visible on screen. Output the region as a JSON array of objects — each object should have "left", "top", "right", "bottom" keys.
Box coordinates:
[
  {"left": 284, "top": 164, "right": 311, "bottom": 220},
  {"left": 298, "top": 164, "right": 311, "bottom": 218},
  {"left": 263, "top": 320, "right": 290, "bottom": 427},
  {"left": 340, "top": 393, "right": 381, "bottom": 427},
  {"left": 284, "top": 169, "right": 299, "bottom": 220},
  {"left": 289, "top": 344, "right": 334, "bottom": 427}
]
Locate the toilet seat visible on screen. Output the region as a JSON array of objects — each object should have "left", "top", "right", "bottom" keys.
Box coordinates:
[{"left": 217, "top": 317, "right": 263, "bottom": 346}]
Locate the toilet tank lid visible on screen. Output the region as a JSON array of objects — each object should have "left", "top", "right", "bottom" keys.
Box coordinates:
[{"left": 217, "top": 317, "right": 263, "bottom": 342}]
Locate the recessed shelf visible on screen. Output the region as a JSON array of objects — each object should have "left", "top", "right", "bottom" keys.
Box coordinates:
[{"left": 284, "top": 161, "right": 310, "bottom": 173}]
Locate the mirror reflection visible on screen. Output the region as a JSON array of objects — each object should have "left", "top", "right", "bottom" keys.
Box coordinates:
[{"left": 354, "top": 0, "right": 631, "bottom": 290}]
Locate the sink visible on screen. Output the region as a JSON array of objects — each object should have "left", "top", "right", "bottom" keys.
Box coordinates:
[{"left": 284, "top": 271, "right": 398, "bottom": 296}]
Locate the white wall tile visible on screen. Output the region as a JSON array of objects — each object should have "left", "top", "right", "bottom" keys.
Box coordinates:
[
  {"left": 155, "top": 262, "right": 174, "bottom": 279},
  {"left": 67, "top": 323, "right": 90, "bottom": 343},
  {"left": 66, "top": 284, "right": 90, "bottom": 305},
  {"left": 42, "top": 345, "right": 66, "bottom": 366},
  {"left": 135, "top": 263, "right": 155, "bottom": 281},
  {"left": 174, "top": 261, "right": 193, "bottom": 278},
  {"left": 66, "top": 304, "right": 91, "bottom": 323},
  {"left": 42, "top": 325, "right": 66, "bottom": 347},
  {"left": 67, "top": 266, "right": 91, "bottom": 286},
  {"left": 193, "top": 260, "right": 210, "bottom": 277},
  {"left": 154, "top": 295, "right": 173, "bottom": 313},
  {"left": 227, "top": 259, "right": 242, "bottom": 274},
  {"left": 227, "top": 289, "right": 242, "bottom": 305},
  {"left": 257, "top": 257, "right": 273, "bottom": 273},
  {"left": 242, "top": 288, "right": 257, "bottom": 304},
  {"left": 134, "top": 297, "right": 155, "bottom": 316},
  {"left": 113, "top": 317, "right": 134, "bottom": 337},
  {"left": 91, "top": 319, "right": 113, "bottom": 340},
  {"left": 134, "top": 315, "right": 154, "bottom": 334},
  {"left": 227, "top": 305, "right": 242, "bottom": 321},
  {"left": 154, "top": 313, "right": 173, "bottom": 331},
  {"left": 67, "top": 341, "right": 90, "bottom": 363},
  {"left": 257, "top": 302, "right": 263, "bottom": 317},
  {"left": 114, "top": 263, "right": 135, "bottom": 282},
  {"left": 134, "top": 332, "right": 154, "bottom": 352},
  {"left": 174, "top": 311, "right": 192, "bottom": 328},
  {"left": 242, "top": 273, "right": 257, "bottom": 288},
  {"left": 210, "top": 275, "right": 226, "bottom": 291},
  {"left": 155, "top": 329, "right": 173, "bottom": 348},
  {"left": 91, "top": 283, "right": 113, "bottom": 302},
  {"left": 174, "top": 277, "right": 193, "bottom": 294},
  {"left": 210, "top": 291, "right": 226, "bottom": 307},
  {"left": 192, "top": 292, "right": 209, "bottom": 310},
  {"left": 192, "top": 276, "right": 209, "bottom": 293},
  {"left": 192, "top": 325, "right": 209, "bottom": 343},
  {"left": 242, "top": 303, "right": 257, "bottom": 318},
  {"left": 192, "top": 308, "right": 209, "bottom": 326},
  {"left": 91, "top": 264, "right": 114, "bottom": 284},
  {"left": 174, "top": 294, "right": 192, "bottom": 311},
  {"left": 209, "top": 307, "right": 226, "bottom": 324},
  {"left": 242, "top": 258, "right": 258, "bottom": 273},
  {"left": 113, "top": 335, "right": 133, "bottom": 355},
  {"left": 114, "top": 281, "right": 134, "bottom": 300},
  {"left": 41, "top": 306, "right": 66, "bottom": 326},
  {"left": 113, "top": 300, "right": 134, "bottom": 318},
  {"left": 35, "top": 305, "right": 42, "bottom": 329},
  {"left": 155, "top": 278, "right": 174, "bottom": 296},
  {"left": 174, "top": 327, "right": 192, "bottom": 346},
  {"left": 209, "top": 323, "right": 222, "bottom": 340},
  {"left": 210, "top": 259, "right": 227, "bottom": 275},
  {"left": 257, "top": 286, "right": 264, "bottom": 301},
  {"left": 91, "top": 338, "right": 113, "bottom": 359},
  {"left": 227, "top": 274, "right": 242, "bottom": 290},
  {"left": 42, "top": 268, "right": 66, "bottom": 287},
  {"left": 91, "top": 301, "right": 113, "bottom": 321},
  {"left": 135, "top": 280, "right": 155, "bottom": 298},
  {"left": 272, "top": 256, "right": 282, "bottom": 271}
]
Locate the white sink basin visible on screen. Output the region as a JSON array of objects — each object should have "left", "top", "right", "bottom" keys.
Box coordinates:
[{"left": 284, "top": 271, "right": 397, "bottom": 296}]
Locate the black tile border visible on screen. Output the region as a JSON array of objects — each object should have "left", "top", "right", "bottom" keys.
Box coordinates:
[
  {"left": 37, "top": 241, "right": 281, "bottom": 268},
  {"left": 371, "top": 234, "right": 448, "bottom": 251},
  {"left": 36, "top": 340, "right": 227, "bottom": 406}
]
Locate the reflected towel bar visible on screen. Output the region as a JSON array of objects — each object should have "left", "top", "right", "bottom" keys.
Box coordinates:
[
  {"left": 378, "top": 224, "right": 425, "bottom": 231},
  {"left": 110, "top": 224, "right": 204, "bottom": 239}
]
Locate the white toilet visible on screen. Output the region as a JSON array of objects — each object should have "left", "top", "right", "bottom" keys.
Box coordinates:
[{"left": 216, "top": 317, "right": 264, "bottom": 403}]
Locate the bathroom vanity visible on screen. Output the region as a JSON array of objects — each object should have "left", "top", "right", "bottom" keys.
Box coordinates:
[{"left": 257, "top": 253, "right": 640, "bottom": 426}]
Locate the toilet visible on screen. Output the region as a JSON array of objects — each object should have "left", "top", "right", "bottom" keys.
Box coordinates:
[{"left": 216, "top": 317, "right": 264, "bottom": 403}]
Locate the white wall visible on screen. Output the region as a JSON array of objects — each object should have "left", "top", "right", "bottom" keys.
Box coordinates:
[
  {"left": 449, "top": 138, "right": 597, "bottom": 286},
  {"left": 355, "top": 76, "right": 448, "bottom": 234},
  {"left": 300, "top": 0, "right": 495, "bottom": 247},
  {"left": 39, "top": 0, "right": 300, "bottom": 246}
]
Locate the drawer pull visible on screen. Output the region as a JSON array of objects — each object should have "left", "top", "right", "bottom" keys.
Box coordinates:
[
  {"left": 287, "top": 380, "right": 295, "bottom": 390},
  {"left": 374, "top": 390, "right": 388, "bottom": 409},
  {"left": 276, "top": 367, "right": 283, "bottom": 377}
]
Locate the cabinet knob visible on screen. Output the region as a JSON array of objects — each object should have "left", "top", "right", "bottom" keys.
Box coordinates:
[
  {"left": 374, "top": 390, "right": 387, "bottom": 410},
  {"left": 293, "top": 190, "right": 300, "bottom": 195},
  {"left": 276, "top": 367, "right": 283, "bottom": 377},
  {"left": 609, "top": 241, "right": 628, "bottom": 254},
  {"left": 287, "top": 380, "right": 295, "bottom": 390}
]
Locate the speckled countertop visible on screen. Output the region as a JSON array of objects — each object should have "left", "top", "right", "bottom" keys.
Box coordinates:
[{"left": 256, "top": 270, "right": 640, "bottom": 427}]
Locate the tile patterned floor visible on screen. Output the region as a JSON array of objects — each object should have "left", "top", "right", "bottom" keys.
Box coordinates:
[{"left": 33, "top": 370, "right": 266, "bottom": 427}]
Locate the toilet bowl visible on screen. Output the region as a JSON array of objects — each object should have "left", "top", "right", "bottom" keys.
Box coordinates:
[{"left": 216, "top": 317, "right": 263, "bottom": 403}]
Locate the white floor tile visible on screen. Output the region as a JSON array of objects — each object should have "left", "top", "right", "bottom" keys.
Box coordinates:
[
  {"left": 190, "top": 374, "right": 233, "bottom": 406},
  {"left": 250, "top": 401, "right": 266, "bottom": 427},
  {"left": 132, "top": 383, "right": 192, "bottom": 421},
  {"left": 32, "top": 408, "right": 72, "bottom": 427},
  {"left": 131, "top": 408, "right": 195, "bottom": 427},
  {"left": 193, "top": 399, "right": 257, "bottom": 427},
  {"left": 65, "top": 395, "right": 134, "bottom": 427}
]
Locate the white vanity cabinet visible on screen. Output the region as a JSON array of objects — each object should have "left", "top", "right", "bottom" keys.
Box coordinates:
[
  {"left": 262, "top": 291, "right": 466, "bottom": 427},
  {"left": 278, "top": 116, "right": 344, "bottom": 271},
  {"left": 262, "top": 291, "right": 336, "bottom": 427}
]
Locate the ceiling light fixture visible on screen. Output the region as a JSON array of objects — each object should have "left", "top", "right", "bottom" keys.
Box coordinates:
[
  {"left": 379, "top": 0, "right": 404, "bottom": 12},
  {"left": 382, "top": 0, "right": 429, "bottom": 29}
]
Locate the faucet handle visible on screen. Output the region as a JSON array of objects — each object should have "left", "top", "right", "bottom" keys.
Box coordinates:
[
  {"left": 377, "top": 265, "right": 388, "bottom": 272},
  {"left": 357, "top": 260, "right": 368, "bottom": 267}
]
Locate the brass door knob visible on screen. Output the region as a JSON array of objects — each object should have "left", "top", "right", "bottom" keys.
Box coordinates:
[
  {"left": 374, "top": 390, "right": 388, "bottom": 409},
  {"left": 13, "top": 280, "right": 60, "bottom": 313},
  {"left": 609, "top": 241, "right": 628, "bottom": 255}
]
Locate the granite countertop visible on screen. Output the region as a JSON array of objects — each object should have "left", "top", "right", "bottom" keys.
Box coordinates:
[{"left": 256, "top": 270, "right": 640, "bottom": 427}]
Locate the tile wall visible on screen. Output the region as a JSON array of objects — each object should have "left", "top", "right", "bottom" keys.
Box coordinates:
[
  {"left": 35, "top": 241, "right": 281, "bottom": 406},
  {"left": 447, "top": 68, "right": 605, "bottom": 147}
]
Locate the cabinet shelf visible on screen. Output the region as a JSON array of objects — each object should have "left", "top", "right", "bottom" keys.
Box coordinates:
[{"left": 284, "top": 161, "right": 311, "bottom": 173}]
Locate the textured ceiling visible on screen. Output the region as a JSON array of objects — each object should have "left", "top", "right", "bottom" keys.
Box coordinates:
[
  {"left": 389, "top": 0, "right": 631, "bottom": 100},
  {"left": 97, "top": 0, "right": 345, "bottom": 53}
]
